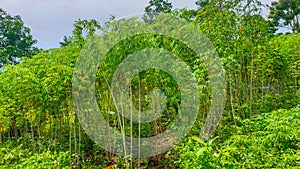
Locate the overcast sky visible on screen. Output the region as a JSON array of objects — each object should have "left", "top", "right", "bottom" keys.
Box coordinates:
[{"left": 0, "top": 0, "right": 273, "bottom": 49}]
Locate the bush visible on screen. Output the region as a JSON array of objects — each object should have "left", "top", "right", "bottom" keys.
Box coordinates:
[{"left": 173, "top": 107, "right": 300, "bottom": 168}]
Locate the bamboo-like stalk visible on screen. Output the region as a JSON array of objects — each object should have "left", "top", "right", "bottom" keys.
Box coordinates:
[{"left": 103, "top": 75, "right": 128, "bottom": 165}]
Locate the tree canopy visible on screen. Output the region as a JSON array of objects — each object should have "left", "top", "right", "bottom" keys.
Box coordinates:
[
  {"left": 269, "top": 0, "right": 300, "bottom": 33},
  {"left": 143, "top": 0, "right": 173, "bottom": 23},
  {"left": 0, "top": 8, "right": 38, "bottom": 68}
]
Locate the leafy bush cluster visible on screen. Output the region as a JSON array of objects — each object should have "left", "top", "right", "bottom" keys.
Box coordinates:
[
  {"left": 174, "top": 107, "right": 300, "bottom": 168},
  {"left": 0, "top": 144, "right": 70, "bottom": 169}
]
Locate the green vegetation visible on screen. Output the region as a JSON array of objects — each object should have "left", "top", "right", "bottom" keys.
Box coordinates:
[
  {"left": 0, "top": 0, "right": 299, "bottom": 168},
  {"left": 175, "top": 107, "right": 300, "bottom": 168},
  {"left": 0, "top": 8, "right": 38, "bottom": 68},
  {"left": 269, "top": 0, "right": 300, "bottom": 33}
]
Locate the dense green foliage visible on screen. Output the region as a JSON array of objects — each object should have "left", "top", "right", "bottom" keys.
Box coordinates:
[
  {"left": 0, "top": 8, "right": 38, "bottom": 68},
  {"left": 143, "top": 0, "right": 173, "bottom": 23},
  {"left": 174, "top": 107, "right": 300, "bottom": 168},
  {"left": 0, "top": 0, "right": 299, "bottom": 168},
  {"left": 269, "top": 0, "right": 300, "bottom": 33}
]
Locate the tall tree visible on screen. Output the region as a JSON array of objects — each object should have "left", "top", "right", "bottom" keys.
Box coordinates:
[
  {"left": 143, "top": 0, "right": 173, "bottom": 23},
  {"left": 59, "top": 36, "right": 71, "bottom": 47},
  {"left": 71, "top": 19, "right": 101, "bottom": 45},
  {"left": 0, "top": 8, "right": 38, "bottom": 68},
  {"left": 195, "top": 0, "right": 210, "bottom": 8},
  {"left": 268, "top": 0, "right": 300, "bottom": 33}
]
